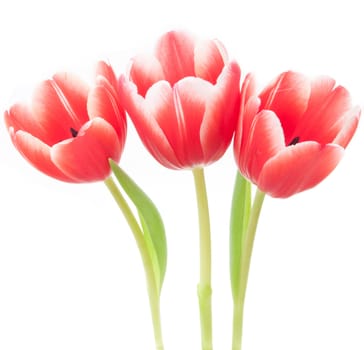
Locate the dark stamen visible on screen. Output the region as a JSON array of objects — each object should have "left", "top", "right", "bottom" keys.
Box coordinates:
[
  {"left": 289, "top": 136, "right": 299, "bottom": 146},
  {"left": 70, "top": 127, "right": 78, "bottom": 137}
]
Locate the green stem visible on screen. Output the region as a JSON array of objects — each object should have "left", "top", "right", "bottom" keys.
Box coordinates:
[
  {"left": 192, "top": 168, "right": 213, "bottom": 350},
  {"left": 232, "top": 189, "right": 265, "bottom": 350},
  {"left": 104, "top": 176, "right": 164, "bottom": 350}
]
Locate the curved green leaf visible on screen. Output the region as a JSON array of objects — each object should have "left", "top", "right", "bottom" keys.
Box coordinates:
[
  {"left": 230, "top": 171, "right": 251, "bottom": 300},
  {"left": 109, "top": 160, "right": 167, "bottom": 291}
]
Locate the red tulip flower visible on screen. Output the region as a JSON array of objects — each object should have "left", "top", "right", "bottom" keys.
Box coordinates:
[
  {"left": 119, "top": 30, "right": 241, "bottom": 348},
  {"left": 4, "top": 61, "right": 126, "bottom": 182},
  {"left": 119, "top": 30, "right": 241, "bottom": 169},
  {"left": 234, "top": 71, "right": 360, "bottom": 198}
]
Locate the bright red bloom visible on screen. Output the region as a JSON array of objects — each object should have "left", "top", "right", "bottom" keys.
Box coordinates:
[
  {"left": 4, "top": 61, "right": 126, "bottom": 182},
  {"left": 119, "top": 30, "right": 241, "bottom": 169},
  {"left": 234, "top": 71, "right": 360, "bottom": 198}
]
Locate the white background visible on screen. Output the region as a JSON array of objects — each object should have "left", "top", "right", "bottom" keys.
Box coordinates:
[{"left": 0, "top": 0, "right": 363, "bottom": 349}]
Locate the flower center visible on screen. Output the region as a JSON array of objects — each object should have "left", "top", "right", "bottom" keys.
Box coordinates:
[
  {"left": 70, "top": 127, "right": 78, "bottom": 137},
  {"left": 289, "top": 136, "right": 299, "bottom": 146}
]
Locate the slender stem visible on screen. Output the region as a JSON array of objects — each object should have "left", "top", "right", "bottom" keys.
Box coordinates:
[
  {"left": 192, "top": 167, "right": 213, "bottom": 350},
  {"left": 104, "top": 176, "right": 164, "bottom": 350},
  {"left": 232, "top": 189, "right": 265, "bottom": 350}
]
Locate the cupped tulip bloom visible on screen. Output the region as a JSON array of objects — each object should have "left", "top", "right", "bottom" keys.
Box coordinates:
[
  {"left": 234, "top": 71, "right": 360, "bottom": 198},
  {"left": 4, "top": 61, "right": 126, "bottom": 182},
  {"left": 119, "top": 30, "right": 241, "bottom": 169}
]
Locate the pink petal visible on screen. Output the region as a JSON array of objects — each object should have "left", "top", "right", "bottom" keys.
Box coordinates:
[
  {"left": 30, "top": 78, "right": 88, "bottom": 145},
  {"left": 51, "top": 118, "right": 121, "bottom": 182},
  {"left": 234, "top": 95, "right": 260, "bottom": 167},
  {"left": 171, "top": 78, "right": 209, "bottom": 166},
  {"left": 259, "top": 71, "right": 310, "bottom": 144},
  {"left": 87, "top": 80, "right": 127, "bottom": 143},
  {"left": 200, "top": 61, "right": 241, "bottom": 163},
  {"left": 119, "top": 76, "right": 181, "bottom": 168},
  {"left": 258, "top": 142, "right": 344, "bottom": 198},
  {"left": 297, "top": 85, "right": 353, "bottom": 144},
  {"left": 10, "top": 129, "right": 75, "bottom": 182},
  {"left": 143, "top": 80, "right": 195, "bottom": 167},
  {"left": 241, "top": 110, "right": 285, "bottom": 184},
  {"left": 332, "top": 105, "right": 361, "bottom": 148},
  {"left": 234, "top": 73, "right": 259, "bottom": 162},
  {"left": 154, "top": 30, "right": 196, "bottom": 85},
  {"left": 52, "top": 72, "right": 89, "bottom": 125},
  {"left": 4, "top": 104, "right": 47, "bottom": 140},
  {"left": 305, "top": 75, "right": 336, "bottom": 110},
  {"left": 241, "top": 73, "right": 257, "bottom": 109},
  {"left": 194, "top": 39, "right": 227, "bottom": 84},
  {"left": 128, "top": 54, "right": 165, "bottom": 97},
  {"left": 95, "top": 61, "right": 119, "bottom": 92}
]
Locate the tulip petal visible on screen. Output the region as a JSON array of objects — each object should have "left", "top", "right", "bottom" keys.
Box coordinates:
[
  {"left": 143, "top": 80, "right": 198, "bottom": 167},
  {"left": 155, "top": 30, "right": 195, "bottom": 85},
  {"left": 234, "top": 95, "right": 260, "bottom": 169},
  {"left": 297, "top": 86, "right": 353, "bottom": 144},
  {"left": 129, "top": 54, "right": 165, "bottom": 97},
  {"left": 51, "top": 118, "right": 121, "bottom": 182},
  {"left": 200, "top": 62, "right": 241, "bottom": 163},
  {"left": 87, "top": 79, "right": 126, "bottom": 143},
  {"left": 259, "top": 71, "right": 310, "bottom": 144},
  {"left": 52, "top": 72, "right": 89, "bottom": 125},
  {"left": 332, "top": 105, "right": 361, "bottom": 148},
  {"left": 242, "top": 110, "right": 285, "bottom": 184},
  {"left": 119, "top": 76, "right": 182, "bottom": 168},
  {"left": 5, "top": 104, "right": 46, "bottom": 140},
  {"left": 194, "top": 39, "right": 227, "bottom": 84},
  {"left": 305, "top": 75, "right": 336, "bottom": 110},
  {"left": 30, "top": 78, "right": 88, "bottom": 145},
  {"left": 171, "top": 78, "right": 209, "bottom": 166},
  {"left": 241, "top": 73, "right": 257, "bottom": 109},
  {"left": 234, "top": 73, "right": 259, "bottom": 163},
  {"left": 258, "top": 142, "right": 344, "bottom": 198},
  {"left": 95, "top": 61, "right": 119, "bottom": 92},
  {"left": 9, "top": 129, "right": 75, "bottom": 182}
]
